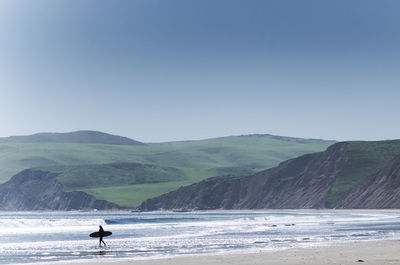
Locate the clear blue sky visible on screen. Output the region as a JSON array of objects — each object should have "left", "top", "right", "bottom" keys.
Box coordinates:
[{"left": 1, "top": 0, "right": 399, "bottom": 142}]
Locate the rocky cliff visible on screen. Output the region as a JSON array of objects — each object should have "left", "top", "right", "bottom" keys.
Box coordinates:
[
  {"left": 337, "top": 154, "right": 400, "bottom": 208},
  {"left": 0, "top": 169, "right": 119, "bottom": 210},
  {"left": 140, "top": 143, "right": 350, "bottom": 210},
  {"left": 139, "top": 141, "right": 400, "bottom": 210}
]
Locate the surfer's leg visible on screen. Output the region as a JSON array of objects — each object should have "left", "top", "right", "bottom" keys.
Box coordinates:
[{"left": 99, "top": 237, "right": 106, "bottom": 246}]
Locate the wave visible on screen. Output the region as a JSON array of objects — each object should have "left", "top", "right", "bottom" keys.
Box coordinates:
[
  {"left": 0, "top": 218, "right": 106, "bottom": 234},
  {"left": 105, "top": 217, "right": 199, "bottom": 225}
]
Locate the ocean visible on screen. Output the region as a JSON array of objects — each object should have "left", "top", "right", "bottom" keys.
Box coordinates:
[{"left": 0, "top": 210, "right": 400, "bottom": 264}]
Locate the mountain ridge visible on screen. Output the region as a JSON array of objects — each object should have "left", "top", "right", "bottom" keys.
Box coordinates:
[
  {"left": 154, "top": 134, "right": 335, "bottom": 145},
  {"left": 0, "top": 130, "right": 145, "bottom": 146}
]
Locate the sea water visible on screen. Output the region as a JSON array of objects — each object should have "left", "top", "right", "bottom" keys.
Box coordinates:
[{"left": 0, "top": 210, "right": 400, "bottom": 264}]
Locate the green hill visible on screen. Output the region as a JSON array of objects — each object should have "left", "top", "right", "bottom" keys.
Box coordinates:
[
  {"left": 42, "top": 162, "right": 187, "bottom": 189},
  {"left": 0, "top": 132, "right": 334, "bottom": 207}
]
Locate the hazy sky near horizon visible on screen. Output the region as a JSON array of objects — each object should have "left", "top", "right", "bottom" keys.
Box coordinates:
[{"left": 1, "top": 0, "right": 399, "bottom": 142}]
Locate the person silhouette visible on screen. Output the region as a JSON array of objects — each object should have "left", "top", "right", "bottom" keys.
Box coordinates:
[{"left": 99, "top": 225, "right": 106, "bottom": 246}]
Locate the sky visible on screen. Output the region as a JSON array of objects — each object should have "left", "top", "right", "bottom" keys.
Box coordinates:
[{"left": 0, "top": 0, "right": 399, "bottom": 142}]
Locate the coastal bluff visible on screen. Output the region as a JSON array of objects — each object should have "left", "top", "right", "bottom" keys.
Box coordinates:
[
  {"left": 139, "top": 141, "right": 400, "bottom": 210},
  {"left": 0, "top": 169, "right": 119, "bottom": 210},
  {"left": 139, "top": 142, "right": 349, "bottom": 210}
]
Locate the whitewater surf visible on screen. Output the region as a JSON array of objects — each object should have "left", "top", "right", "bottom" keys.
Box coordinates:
[{"left": 1, "top": 210, "right": 400, "bottom": 264}]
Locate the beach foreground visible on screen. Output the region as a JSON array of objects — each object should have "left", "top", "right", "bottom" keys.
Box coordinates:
[{"left": 72, "top": 239, "right": 400, "bottom": 265}]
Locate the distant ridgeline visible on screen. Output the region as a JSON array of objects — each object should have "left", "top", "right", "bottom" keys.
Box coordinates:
[
  {"left": 140, "top": 140, "right": 400, "bottom": 210},
  {"left": 0, "top": 130, "right": 145, "bottom": 145},
  {"left": 0, "top": 131, "right": 334, "bottom": 210}
]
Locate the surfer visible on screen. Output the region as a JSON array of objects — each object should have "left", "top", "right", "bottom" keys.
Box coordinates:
[
  {"left": 89, "top": 225, "right": 112, "bottom": 246},
  {"left": 99, "top": 225, "right": 106, "bottom": 246}
]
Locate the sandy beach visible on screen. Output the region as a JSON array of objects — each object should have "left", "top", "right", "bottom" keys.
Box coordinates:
[{"left": 68, "top": 239, "right": 400, "bottom": 265}]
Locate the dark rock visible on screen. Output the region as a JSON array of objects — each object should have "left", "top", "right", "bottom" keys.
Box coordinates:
[{"left": 0, "top": 169, "right": 120, "bottom": 210}]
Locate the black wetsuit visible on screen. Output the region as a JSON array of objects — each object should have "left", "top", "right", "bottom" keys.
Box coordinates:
[{"left": 99, "top": 225, "right": 106, "bottom": 246}]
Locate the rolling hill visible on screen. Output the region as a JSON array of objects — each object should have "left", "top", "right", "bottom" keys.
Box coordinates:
[{"left": 0, "top": 131, "right": 334, "bottom": 207}]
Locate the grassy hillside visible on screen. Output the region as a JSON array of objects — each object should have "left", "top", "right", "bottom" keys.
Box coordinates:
[
  {"left": 50, "top": 165, "right": 255, "bottom": 207},
  {"left": 0, "top": 134, "right": 334, "bottom": 207},
  {"left": 145, "top": 135, "right": 334, "bottom": 170},
  {"left": 40, "top": 162, "right": 186, "bottom": 189},
  {"left": 327, "top": 140, "right": 400, "bottom": 204}
]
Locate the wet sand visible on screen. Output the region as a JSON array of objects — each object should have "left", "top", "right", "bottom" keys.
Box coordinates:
[{"left": 69, "top": 239, "right": 400, "bottom": 265}]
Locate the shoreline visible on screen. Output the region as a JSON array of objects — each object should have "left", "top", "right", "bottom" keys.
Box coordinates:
[{"left": 57, "top": 239, "right": 400, "bottom": 265}]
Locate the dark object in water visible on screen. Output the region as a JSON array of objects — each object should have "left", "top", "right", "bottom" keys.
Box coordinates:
[{"left": 357, "top": 260, "right": 365, "bottom": 262}]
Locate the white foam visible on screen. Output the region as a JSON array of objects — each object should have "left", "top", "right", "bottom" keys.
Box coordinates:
[
  {"left": 1, "top": 210, "right": 400, "bottom": 265},
  {"left": 0, "top": 218, "right": 106, "bottom": 234}
]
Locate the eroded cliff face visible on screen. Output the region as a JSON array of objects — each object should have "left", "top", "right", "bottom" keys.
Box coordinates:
[
  {"left": 0, "top": 169, "right": 119, "bottom": 210},
  {"left": 337, "top": 154, "right": 400, "bottom": 208},
  {"left": 140, "top": 143, "right": 350, "bottom": 210}
]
